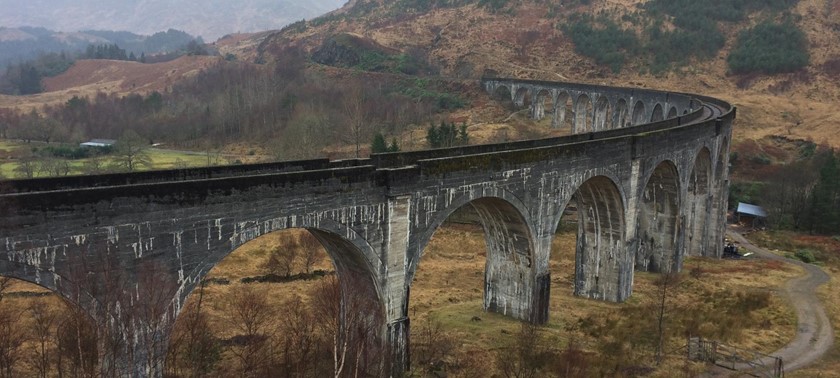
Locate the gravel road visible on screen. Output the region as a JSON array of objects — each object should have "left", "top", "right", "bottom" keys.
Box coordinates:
[{"left": 727, "top": 229, "right": 834, "bottom": 373}]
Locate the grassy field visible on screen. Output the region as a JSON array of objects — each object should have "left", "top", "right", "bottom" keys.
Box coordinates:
[
  {"left": 0, "top": 224, "right": 802, "bottom": 376},
  {"left": 0, "top": 139, "right": 223, "bottom": 178}
]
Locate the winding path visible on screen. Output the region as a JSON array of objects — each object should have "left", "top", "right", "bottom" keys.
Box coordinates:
[{"left": 727, "top": 228, "right": 834, "bottom": 372}]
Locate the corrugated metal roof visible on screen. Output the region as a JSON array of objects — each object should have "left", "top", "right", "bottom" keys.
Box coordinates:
[{"left": 737, "top": 202, "right": 767, "bottom": 217}]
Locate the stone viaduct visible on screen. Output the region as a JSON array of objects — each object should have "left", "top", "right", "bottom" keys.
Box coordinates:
[{"left": 0, "top": 77, "right": 734, "bottom": 377}]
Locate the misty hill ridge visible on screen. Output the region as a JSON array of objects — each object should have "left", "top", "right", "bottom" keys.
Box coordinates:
[
  {"left": 0, "top": 27, "right": 199, "bottom": 67},
  {"left": 3, "top": 0, "right": 348, "bottom": 41}
]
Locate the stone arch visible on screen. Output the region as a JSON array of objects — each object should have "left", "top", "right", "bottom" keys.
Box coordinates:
[
  {"left": 636, "top": 160, "right": 681, "bottom": 273},
  {"left": 574, "top": 94, "right": 593, "bottom": 133},
  {"left": 0, "top": 259, "right": 99, "bottom": 309},
  {"left": 0, "top": 258, "right": 145, "bottom": 375},
  {"left": 514, "top": 87, "right": 530, "bottom": 108},
  {"left": 667, "top": 106, "right": 678, "bottom": 119},
  {"left": 534, "top": 89, "right": 552, "bottom": 121},
  {"left": 593, "top": 96, "right": 611, "bottom": 131},
  {"left": 188, "top": 217, "right": 385, "bottom": 309},
  {"left": 554, "top": 92, "right": 573, "bottom": 131},
  {"left": 170, "top": 222, "right": 388, "bottom": 376},
  {"left": 650, "top": 103, "right": 665, "bottom": 122},
  {"left": 555, "top": 176, "right": 628, "bottom": 302},
  {"left": 687, "top": 147, "right": 712, "bottom": 257},
  {"left": 410, "top": 194, "right": 536, "bottom": 321},
  {"left": 632, "top": 100, "right": 646, "bottom": 126},
  {"left": 614, "top": 98, "right": 629, "bottom": 129},
  {"left": 492, "top": 85, "right": 515, "bottom": 111}
]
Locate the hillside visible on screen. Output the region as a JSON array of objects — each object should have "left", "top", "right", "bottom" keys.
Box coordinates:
[
  {"left": 3, "top": 0, "right": 840, "bottom": 150},
  {"left": 247, "top": 0, "right": 840, "bottom": 147},
  {"left": 0, "top": 55, "right": 221, "bottom": 113}
]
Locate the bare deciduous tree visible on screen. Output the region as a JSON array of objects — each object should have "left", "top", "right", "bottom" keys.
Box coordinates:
[
  {"left": 133, "top": 261, "right": 179, "bottom": 375},
  {"left": 341, "top": 84, "right": 370, "bottom": 158},
  {"left": 311, "top": 274, "right": 384, "bottom": 378},
  {"left": 654, "top": 271, "right": 682, "bottom": 366},
  {"left": 0, "top": 277, "right": 9, "bottom": 302},
  {"left": 496, "top": 322, "right": 548, "bottom": 378},
  {"left": 113, "top": 129, "right": 151, "bottom": 172},
  {"left": 55, "top": 305, "right": 98, "bottom": 378},
  {"left": 277, "top": 296, "right": 319, "bottom": 377},
  {"left": 411, "top": 317, "right": 456, "bottom": 374},
  {"left": 0, "top": 310, "right": 25, "bottom": 378},
  {"left": 27, "top": 300, "right": 57, "bottom": 378},
  {"left": 300, "top": 232, "right": 324, "bottom": 274},
  {"left": 262, "top": 239, "right": 298, "bottom": 277},
  {"left": 14, "top": 157, "right": 38, "bottom": 178},
  {"left": 0, "top": 281, "right": 26, "bottom": 378},
  {"left": 166, "top": 281, "right": 220, "bottom": 378},
  {"left": 228, "top": 285, "right": 275, "bottom": 376}
]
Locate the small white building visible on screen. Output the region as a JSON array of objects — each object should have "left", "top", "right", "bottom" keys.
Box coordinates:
[
  {"left": 80, "top": 139, "right": 116, "bottom": 148},
  {"left": 735, "top": 202, "right": 767, "bottom": 228}
]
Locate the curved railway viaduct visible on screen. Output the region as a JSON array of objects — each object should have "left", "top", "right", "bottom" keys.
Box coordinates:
[{"left": 0, "top": 78, "right": 734, "bottom": 377}]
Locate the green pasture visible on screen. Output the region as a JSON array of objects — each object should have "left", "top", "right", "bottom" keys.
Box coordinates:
[{"left": 0, "top": 140, "right": 220, "bottom": 179}]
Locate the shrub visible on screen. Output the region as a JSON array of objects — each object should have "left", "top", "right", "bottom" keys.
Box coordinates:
[
  {"left": 478, "top": 0, "right": 509, "bottom": 12},
  {"left": 564, "top": 17, "right": 639, "bottom": 73},
  {"left": 728, "top": 21, "right": 809, "bottom": 74},
  {"left": 793, "top": 249, "right": 817, "bottom": 263}
]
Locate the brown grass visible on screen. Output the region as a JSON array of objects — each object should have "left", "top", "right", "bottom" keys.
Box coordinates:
[
  {"left": 746, "top": 230, "right": 840, "bottom": 378},
  {"left": 0, "top": 221, "right": 803, "bottom": 376}
]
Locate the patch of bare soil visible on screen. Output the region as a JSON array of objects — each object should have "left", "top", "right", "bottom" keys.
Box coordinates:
[{"left": 43, "top": 55, "right": 221, "bottom": 94}]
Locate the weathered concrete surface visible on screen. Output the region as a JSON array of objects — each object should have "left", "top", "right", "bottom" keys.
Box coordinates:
[{"left": 0, "top": 78, "right": 734, "bottom": 377}]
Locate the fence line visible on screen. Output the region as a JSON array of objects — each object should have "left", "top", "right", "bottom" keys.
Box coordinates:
[{"left": 687, "top": 336, "right": 784, "bottom": 378}]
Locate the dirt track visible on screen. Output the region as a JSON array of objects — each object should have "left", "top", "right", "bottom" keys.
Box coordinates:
[{"left": 727, "top": 228, "right": 834, "bottom": 373}]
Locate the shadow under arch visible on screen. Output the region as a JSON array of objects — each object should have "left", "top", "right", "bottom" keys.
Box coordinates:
[
  {"left": 534, "top": 88, "right": 552, "bottom": 121},
  {"left": 554, "top": 91, "right": 573, "bottom": 131},
  {"left": 514, "top": 86, "right": 531, "bottom": 108},
  {"left": 614, "top": 98, "right": 629, "bottom": 129},
  {"left": 687, "top": 147, "right": 712, "bottom": 257},
  {"left": 632, "top": 100, "right": 647, "bottom": 126},
  {"left": 0, "top": 259, "right": 126, "bottom": 375},
  {"left": 409, "top": 193, "right": 536, "bottom": 321},
  {"left": 491, "top": 85, "right": 515, "bottom": 111},
  {"left": 183, "top": 216, "right": 386, "bottom": 308},
  {"left": 574, "top": 93, "right": 593, "bottom": 133},
  {"left": 650, "top": 103, "right": 665, "bottom": 122},
  {"left": 169, "top": 220, "right": 388, "bottom": 376},
  {"left": 667, "top": 106, "right": 678, "bottom": 119},
  {"left": 593, "top": 96, "right": 611, "bottom": 132},
  {"left": 552, "top": 175, "right": 630, "bottom": 303},
  {"left": 636, "top": 160, "right": 681, "bottom": 273}
]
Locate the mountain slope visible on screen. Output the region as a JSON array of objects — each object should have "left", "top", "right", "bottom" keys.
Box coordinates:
[
  {"left": 5, "top": 0, "right": 840, "bottom": 148},
  {"left": 249, "top": 0, "right": 840, "bottom": 146}
]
